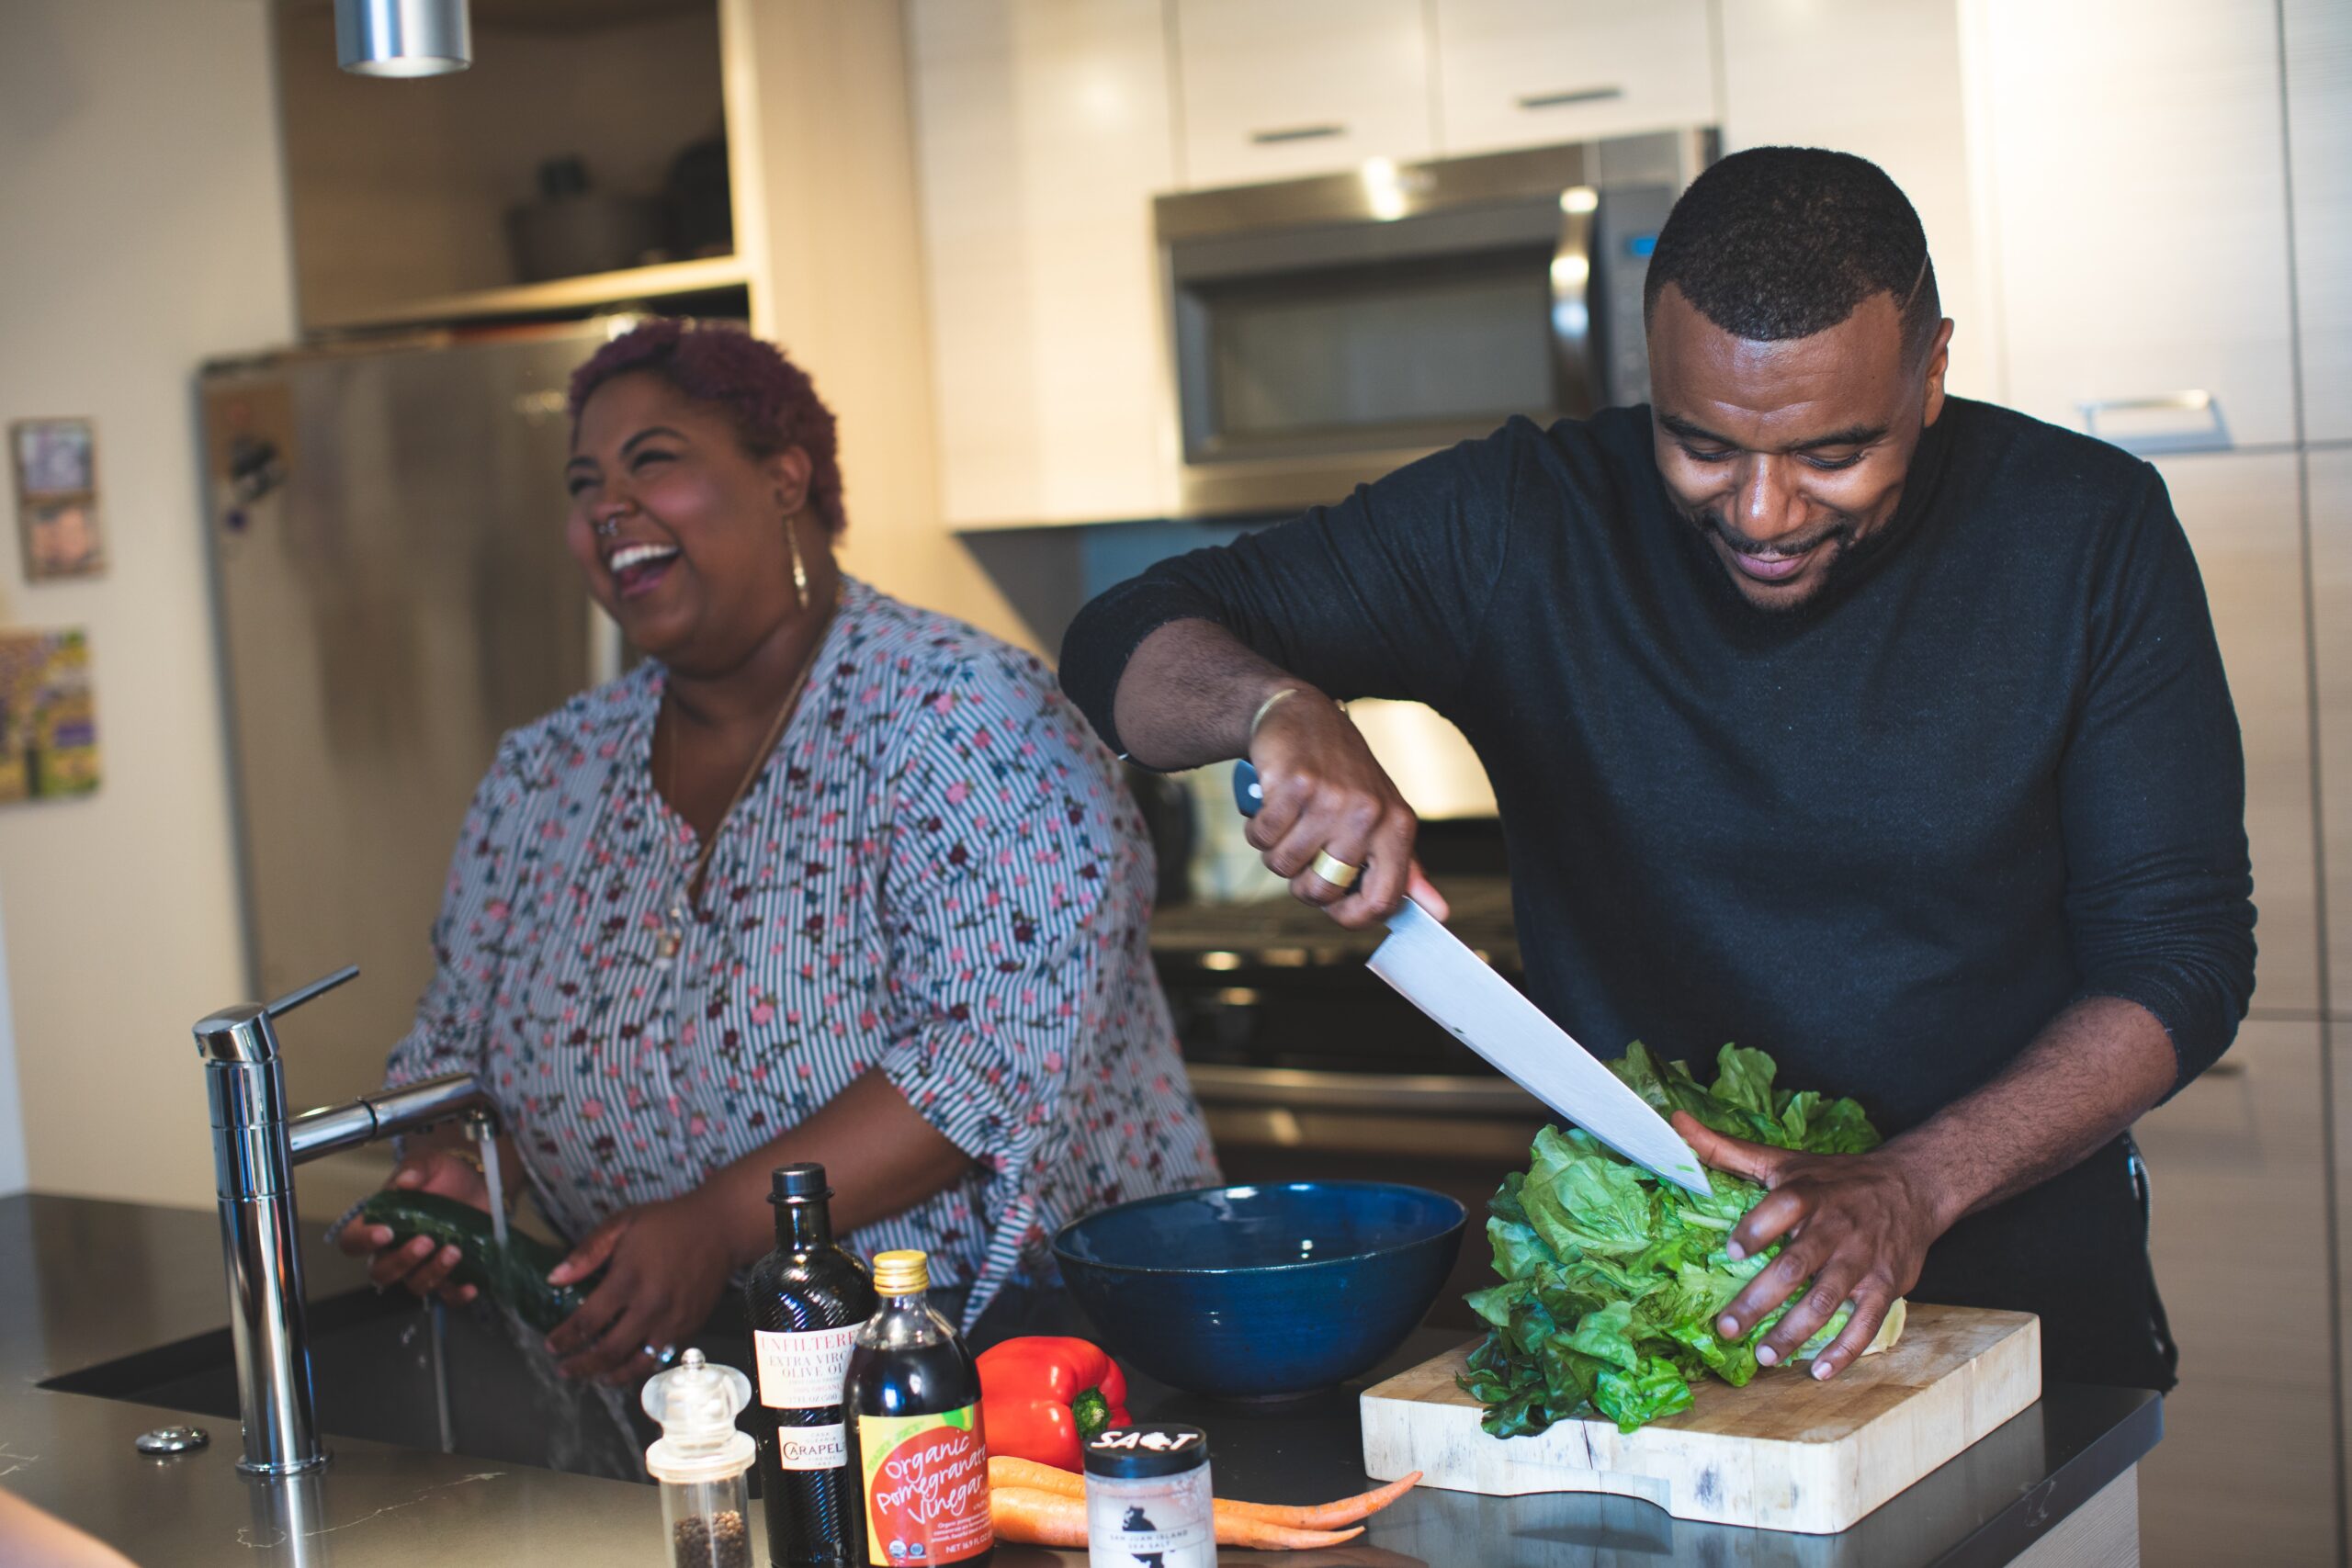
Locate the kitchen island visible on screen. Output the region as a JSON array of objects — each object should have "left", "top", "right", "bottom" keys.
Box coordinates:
[{"left": 0, "top": 1194, "right": 2154, "bottom": 1565}]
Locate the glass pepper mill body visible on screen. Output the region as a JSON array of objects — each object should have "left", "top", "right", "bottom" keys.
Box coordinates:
[{"left": 645, "top": 1348, "right": 758, "bottom": 1568}]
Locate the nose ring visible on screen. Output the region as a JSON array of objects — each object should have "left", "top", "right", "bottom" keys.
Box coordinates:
[{"left": 593, "top": 513, "right": 622, "bottom": 539}]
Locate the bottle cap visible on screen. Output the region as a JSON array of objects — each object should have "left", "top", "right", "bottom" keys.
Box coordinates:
[
  {"left": 871, "top": 1249, "right": 929, "bottom": 1295},
  {"left": 771, "top": 1163, "right": 830, "bottom": 1202},
  {"left": 1082, "top": 1423, "right": 1210, "bottom": 1480},
  {"left": 640, "top": 1348, "right": 755, "bottom": 1484}
]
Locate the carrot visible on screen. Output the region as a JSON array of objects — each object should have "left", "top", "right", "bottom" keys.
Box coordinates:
[
  {"left": 986, "top": 1456, "right": 1420, "bottom": 1532},
  {"left": 989, "top": 1455, "right": 1085, "bottom": 1495},
  {"left": 1212, "top": 1517, "right": 1366, "bottom": 1551},
  {"left": 986, "top": 1475, "right": 1390, "bottom": 1550},
  {"left": 989, "top": 1484, "right": 1090, "bottom": 1549},
  {"left": 1226, "top": 1472, "right": 1423, "bottom": 1531}
]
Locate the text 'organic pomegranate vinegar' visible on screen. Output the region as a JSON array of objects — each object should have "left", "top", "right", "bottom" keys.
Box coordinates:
[
  {"left": 746, "top": 1164, "right": 876, "bottom": 1568},
  {"left": 842, "top": 1249, "right": 992, "bottom": 1566}
]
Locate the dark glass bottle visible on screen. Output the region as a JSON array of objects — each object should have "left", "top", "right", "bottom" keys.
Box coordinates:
[
  {"left": 842, "top": 1250, "right": 992, "bottom": 1567},
  {"left": 744, "top": 1164, "right": 876, "bottom": 1568}
]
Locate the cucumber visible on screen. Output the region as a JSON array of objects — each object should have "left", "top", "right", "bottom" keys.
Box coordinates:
[{"left": 358, "top": 1189, "right": 588, "bottom": 1334}]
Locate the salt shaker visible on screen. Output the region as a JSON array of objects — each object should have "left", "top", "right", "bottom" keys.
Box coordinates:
[
  {"left": 643, "top": 1348, "right": 758, "bottom": 1568},
  {"left": 1081, "top": 1422, "right": 1214, "bottom": 1568}
]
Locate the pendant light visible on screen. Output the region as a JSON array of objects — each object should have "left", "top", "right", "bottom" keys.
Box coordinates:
[{"left": 334, "top": 0, "right": 472, "bottom": 77}]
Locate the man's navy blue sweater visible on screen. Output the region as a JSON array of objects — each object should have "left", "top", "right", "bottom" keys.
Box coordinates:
[{"left": 1060, "top": 398, "right": 2256, "bottom": 1389}]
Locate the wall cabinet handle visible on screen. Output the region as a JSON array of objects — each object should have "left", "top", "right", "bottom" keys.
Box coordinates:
[
  {"left": 1250, "top": 123, "right": 1346, "bottom": 145},
  {"left": 1518, "top": 85, "right": 1625, "bottom": 111},
  {"left": 2075, "top": 389, "right": 2231, "bottom": 454}
]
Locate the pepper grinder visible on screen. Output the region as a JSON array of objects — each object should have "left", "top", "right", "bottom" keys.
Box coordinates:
[{"left": 643, "top": 1348, "right": 757, "bottom": 1568}]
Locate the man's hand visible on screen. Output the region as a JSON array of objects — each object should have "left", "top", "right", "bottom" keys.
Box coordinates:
[
  {"left": 542, "top": 1189, "right": 741, "bottom": 1384},
  {"left": 1673, "top": 1111, "right": 1952, "bottom": 1381},
  {"left": 1247, "top": 691, "right": 1448, "bottom": 930}
]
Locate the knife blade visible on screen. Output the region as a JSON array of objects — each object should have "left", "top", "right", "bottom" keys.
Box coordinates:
[{"left": 1229, "top": 761, "right": 1712, "bottom": 1196}]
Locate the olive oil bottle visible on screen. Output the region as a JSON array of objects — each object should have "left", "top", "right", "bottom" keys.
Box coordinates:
[
  {"left": 841, "top": 1250, "right": 992, "bottom": 1566},
  {"left": 745, "top": 1165, "right": 876, "bottom": 1568}
]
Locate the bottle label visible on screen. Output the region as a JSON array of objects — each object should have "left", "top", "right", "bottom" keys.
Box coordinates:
[
  {"left": 857, "top": 1404, "right": 990, "bottom": 1565},
  {"left": 755, "top": 1325, "right": 860, "bottom": 1410},
  {"left": 1086, "top": 1485, "right": 1216, "bottom": 1568},
  {"left": 775, "top": 1422, "right": 847, "bottom": 1472}
]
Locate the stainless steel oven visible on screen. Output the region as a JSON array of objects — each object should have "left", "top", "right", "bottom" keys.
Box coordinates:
[{"left": 1156, "top": 130, "right": 1715, "bottom": 515}]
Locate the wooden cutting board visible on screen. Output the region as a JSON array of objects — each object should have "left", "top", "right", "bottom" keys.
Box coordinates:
[{"left": 1360, "top": 1303, "right": 2040, "bottom": 1534}]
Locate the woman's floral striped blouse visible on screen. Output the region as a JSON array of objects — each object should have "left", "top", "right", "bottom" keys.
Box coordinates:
[{"left": 385, "top": 578, "right": 1217, "bottom": 1325}]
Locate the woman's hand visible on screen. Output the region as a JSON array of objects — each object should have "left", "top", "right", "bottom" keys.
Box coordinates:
[
  {"left": 542, "top": 1188, "right": 741, "bottom": 1384},
  {"left": 334, "top": 1148, "right": 492, "bottom": 1306},
  {"left": 1247, "top": 691, "right": 1448, "bottom": 930}
]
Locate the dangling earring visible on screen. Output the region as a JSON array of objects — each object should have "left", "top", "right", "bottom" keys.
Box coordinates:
[{"left": 786, "top": 513, "right": 811, "bottom": 613}]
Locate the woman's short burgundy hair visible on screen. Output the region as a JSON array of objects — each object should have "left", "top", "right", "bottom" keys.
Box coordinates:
[{"left": 568, "top": 319, "right": 846, "bottom": 536}]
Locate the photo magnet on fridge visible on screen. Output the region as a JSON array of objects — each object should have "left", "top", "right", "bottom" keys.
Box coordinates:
[{"left": 11, "top": 418, "right": 106, "bottom": 581}]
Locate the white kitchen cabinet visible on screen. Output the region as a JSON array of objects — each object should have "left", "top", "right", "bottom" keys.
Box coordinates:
[
  {"left": 1717, "top": 0, "right": 1995, "bottom": 401},
  {"left": 907, "top": 0, "right": 1181, "bottom": 527},
  {"left": 1975, "top": 0, "right": 2298, "bottom": 451},
  {"left": 2286, "top": 0, "right": 2352, "bottom": 442},
  {"left": 2156, "top": 451, "right": 2320, "bottom": 1016},
  {"left": 1430, "top": 0, "right": 1714, "bottom": 157},
  {"left": 730, "top": 0, "right": 1027, "bottom": 646},
  {"left": 2135, "top": 1019, "right": 2337, "bottom": 1567},
  {"left": 2315, "top": 447, "right": 2352, "bottom": 1016},
  {"left": 1174, "top": 0, "right": 1432, "bottom": 188}
]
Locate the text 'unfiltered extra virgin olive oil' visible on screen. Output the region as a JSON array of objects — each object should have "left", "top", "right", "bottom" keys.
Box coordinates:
[
  {"left": 746, "top": 1165, "right": 877, "bottom": 1568},
  {"left": 842, "top": 1250, "right": 992, "bottom": 1566}
]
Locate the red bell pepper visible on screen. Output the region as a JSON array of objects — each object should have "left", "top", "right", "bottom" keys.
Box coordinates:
[{"left": 976, "top": 1336, "right": 1130, "bottom": 1471}]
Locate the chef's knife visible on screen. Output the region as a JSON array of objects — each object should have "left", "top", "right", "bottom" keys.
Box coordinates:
[{"left": 1230, "top": 761, "right": 1712, "bottom": 1196}]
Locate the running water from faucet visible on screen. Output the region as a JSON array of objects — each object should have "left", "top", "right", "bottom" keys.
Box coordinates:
[{"left": 476, "top": 1123, "right": 510, "bottom": 1251}]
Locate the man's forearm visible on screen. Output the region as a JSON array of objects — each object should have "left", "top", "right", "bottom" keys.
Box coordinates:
[
  {"left": 1110, "top": 618, "right": 1303, "bottom": 772},
  {"left": 1692, "top": 993, "right": 2185, "bottom": 1377},
  {"left": 1890, "top": 995, "right": 2180, "bottom": 1232}
]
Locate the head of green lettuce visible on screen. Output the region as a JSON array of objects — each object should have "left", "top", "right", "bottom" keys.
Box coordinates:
[{"left": 1459, "top": 1043, "right": 1883, "bottom": 1436}]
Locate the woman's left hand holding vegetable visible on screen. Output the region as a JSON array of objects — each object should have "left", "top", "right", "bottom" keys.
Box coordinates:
[{"left": 542, "top": 1186, "right": 741, "bottom": 1384}]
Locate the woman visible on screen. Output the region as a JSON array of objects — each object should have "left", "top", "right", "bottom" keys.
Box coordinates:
[{"left": 339, "top": 319, "right": 1216, "bottom": 1385}]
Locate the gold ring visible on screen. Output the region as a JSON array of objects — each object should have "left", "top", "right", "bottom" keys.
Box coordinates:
[{"left": 1309, "top": 850, "right": 1361, "bottom": 890}]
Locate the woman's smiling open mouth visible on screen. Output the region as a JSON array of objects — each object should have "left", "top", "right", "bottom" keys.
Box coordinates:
[{"left": 605, "top": 540, "right": 681, "bottom": 598}]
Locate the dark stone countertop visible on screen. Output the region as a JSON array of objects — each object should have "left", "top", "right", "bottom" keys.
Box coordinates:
[{"left": 0, "top": 1193, "right": 2156, "bottom": 1565}]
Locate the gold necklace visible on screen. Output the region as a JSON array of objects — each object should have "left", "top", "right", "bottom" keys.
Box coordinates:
[{"left": 652, "top": 581, "right": 841, "bottom": 965}]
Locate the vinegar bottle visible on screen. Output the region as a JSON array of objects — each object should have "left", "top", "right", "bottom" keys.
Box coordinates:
[
  {"left": 841, "top": 1250, "right": 992, "bottom": 1567},
  {"left": 745, "top": 1164, "right": 876, "bottom": 1568}
]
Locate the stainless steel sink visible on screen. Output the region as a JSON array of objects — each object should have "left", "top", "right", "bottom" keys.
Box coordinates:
[{"left": 42, "top": 1287, "right": 650, "bottom": 1482}]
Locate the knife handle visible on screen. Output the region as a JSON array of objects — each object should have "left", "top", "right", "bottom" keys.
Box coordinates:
[
  {"left": 1234, "top": 761, "right": 1428, "bottom": 933},
  {"left": 1232, "top": 760, "right": 1264, "bottom": 818}
]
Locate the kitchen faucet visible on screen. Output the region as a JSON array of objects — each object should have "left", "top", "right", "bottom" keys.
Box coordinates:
[{"left": 191, "top": 965, "right": 496, "bottom": 1474}]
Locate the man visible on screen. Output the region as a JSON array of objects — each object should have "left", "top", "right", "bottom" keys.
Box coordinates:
[{"left": 1057, "top": 147, "right": 2255, "bottom": 1390}]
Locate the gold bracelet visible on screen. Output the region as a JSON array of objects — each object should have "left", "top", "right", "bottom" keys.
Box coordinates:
[{"left": 1249, "top": 686, "right": 1302, "bottom": 741}]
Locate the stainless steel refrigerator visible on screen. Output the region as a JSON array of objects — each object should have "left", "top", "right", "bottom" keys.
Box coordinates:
[{"left": 198, "top": 320, "right": 622, "bottom": 1111}]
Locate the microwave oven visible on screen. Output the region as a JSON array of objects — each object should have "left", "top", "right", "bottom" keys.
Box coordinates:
[{"left": 1155, "top": 130, "right": 1716, "bottom": 515}]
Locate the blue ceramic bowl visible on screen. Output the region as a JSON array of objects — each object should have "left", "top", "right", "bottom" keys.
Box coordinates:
[{"left": 1051, "top": 1180, "right": 1466, "bottom": 1401}]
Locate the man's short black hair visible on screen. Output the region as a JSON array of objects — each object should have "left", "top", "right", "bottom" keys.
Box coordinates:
[{"left": 1644, "top": 146, "right": 1942, "bottom": 367}]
